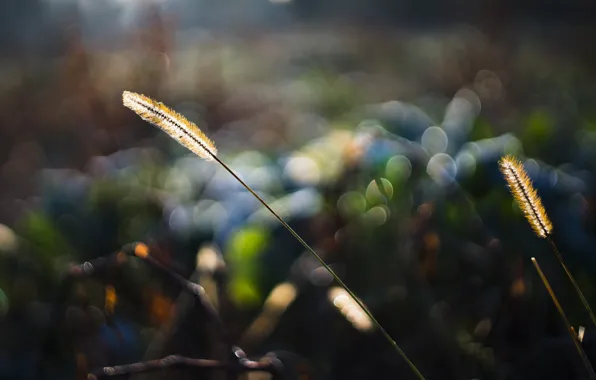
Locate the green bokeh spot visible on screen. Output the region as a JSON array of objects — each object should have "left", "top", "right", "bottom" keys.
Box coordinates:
[
  {"left": 226, "top": 226, "right": 270, "bottom": 307},
  {"left": 0, "top": 288, "right": 8, "bottom": 316},
  {"left": 227, "top": 226, "right": 270, "bottom": 263},
  {"left": 470, "top": 119, "right": 494, "bottom": 141},
  {"left": 584, "top": 120, "right": 596, "bottom": 132},
  {"left": 446, "top": 203, "right": 460, "bottom": 224},
  {"left": 16, "top": 211, "right": 73, "bottom": 270},
  {"left": 523, "top": 110, "right": 554, "bottom": 155},
  {"left": 229, "top": 277, "right": 262, "bottom": 307}
]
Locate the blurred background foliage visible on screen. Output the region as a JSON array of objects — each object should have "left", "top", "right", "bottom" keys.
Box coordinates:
[{"left": 2, "top": 1, "right": 596, "bottom": 380}]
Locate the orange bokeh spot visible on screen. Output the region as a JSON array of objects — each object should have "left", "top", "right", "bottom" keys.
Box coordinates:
[
  {"left": 105, "top": 285, "right": 117, "bottom": 313},
  {"left": 135, "top": 243, "right": 149, "bottom": 259},
  {"left": 116, "top": 251, "right": 128, "bottom": 264},
  {"left": 151, "top": 294, "right": 173, "bottom": 325}
]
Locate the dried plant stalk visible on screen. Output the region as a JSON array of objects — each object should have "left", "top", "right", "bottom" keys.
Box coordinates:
[
  {"left": 123, "top": 91, "right": 425, "bottom": 380},
  {"left": 499, "top": 155, "right": 596, "bottom": 326},
  {"left": 531, "top": 257, "right": 596, "bottom": 379}
]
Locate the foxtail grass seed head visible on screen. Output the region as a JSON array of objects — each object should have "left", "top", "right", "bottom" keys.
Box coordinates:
[
  {"left": 122, "top": 92, "right": 426, "bottom": 380},
  {"left": 499, "top": 155, "right": 552, "bottom": 238},
  {"left": 122, "top": 91, "right": 217, "bottom": 161}
]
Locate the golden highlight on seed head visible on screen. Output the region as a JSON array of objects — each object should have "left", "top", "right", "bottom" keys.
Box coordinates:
[
  {"left": 499, "top": 155, "right": 552, "bottom": 238},
  {"left": 122, "top": 91, "right": 217, "bottom": 161}
]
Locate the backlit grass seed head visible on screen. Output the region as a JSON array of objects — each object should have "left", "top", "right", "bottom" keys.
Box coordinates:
[
  {"left": 122, "top": 91, "right": 426, "bottom": 380},
  {"left": 122, "top": 91, "right": 217, "bottom": 161},
  {"left": 499, "top": 155, "right": 552, "bottom": 238}
]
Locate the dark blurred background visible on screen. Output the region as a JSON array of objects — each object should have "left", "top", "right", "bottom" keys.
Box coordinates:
[{"left": 2, "top": 1, "right": 596, "bottom": 380}]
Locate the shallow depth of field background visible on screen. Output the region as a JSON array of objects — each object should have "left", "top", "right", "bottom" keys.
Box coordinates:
[{"left": 2, "top": 1, "right": 596, "bottom": 380}]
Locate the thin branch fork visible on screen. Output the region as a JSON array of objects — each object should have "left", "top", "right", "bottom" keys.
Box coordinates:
[
  {"left": 74, "top": 243, "right": 284, "bottom": 379},
  {"left": 88, "top": 354, "right": 282, "bottom": 379}
]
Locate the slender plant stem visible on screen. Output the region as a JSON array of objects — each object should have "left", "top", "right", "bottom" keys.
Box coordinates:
[
  {"left": 211, "top": 154, "right": 426, "bottom": 380},
  {"left": 531, "top": 257, "right": 596, "bottom": 379},
  {"left": 546, "top": 236, "right": 596, "bottom": 327}
]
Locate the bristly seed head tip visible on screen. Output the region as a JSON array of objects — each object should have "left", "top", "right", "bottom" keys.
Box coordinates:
[{"left": 499, "top": 155, "right": 552, "bottom": 238}]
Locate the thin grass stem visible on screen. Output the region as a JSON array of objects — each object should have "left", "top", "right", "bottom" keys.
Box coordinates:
[
  {"left": 546, "top": 237, "right": 596, "bottom": 327},
  {"left": 499, "top": 155, "right": 596, "bottom": 327},
  {"left": 531, "top": 257, "right": 596, "bottom": 379},
  {"left": 122, "top": 91, "right": 425, "bottom": 379},
  {"left": 211, "top": 154, "right": 426, "bottom": 380}
]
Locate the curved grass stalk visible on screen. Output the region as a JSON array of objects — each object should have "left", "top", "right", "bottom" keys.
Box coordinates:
[
  {"left": 123, "top": 91, "right": 426, "bottom": 380},
  {"left": 499, "top": 155, "right": 596, "bottom": 327},
  {"left": 531, "top": 257, "right": 596, "bottom": 379}
]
